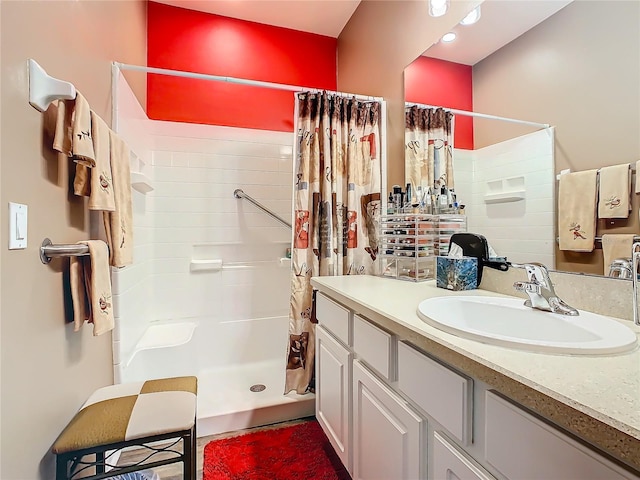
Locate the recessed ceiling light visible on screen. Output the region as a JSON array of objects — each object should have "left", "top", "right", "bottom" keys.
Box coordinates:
[
  {"left": 460, "top": 6, "right": 481, "bottom": 26},
  {"left": 429, "top": 0, "right": 450, "bottom": 17},
  {"left": 441, "top": 32, "right": 456, "bottom": 43}
]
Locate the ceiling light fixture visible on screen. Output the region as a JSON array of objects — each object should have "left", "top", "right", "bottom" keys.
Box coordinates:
[
  {"left": 429, "top": 0, "right": 450, "bottom": 17},
  {"left": 441, "top": 32, "right": 456, "bottom": 43},
  {"left": 460, "top": 6, "right": 481, "bottom": 26}
]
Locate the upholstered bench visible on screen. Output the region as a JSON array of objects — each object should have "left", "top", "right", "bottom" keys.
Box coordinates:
[{"left": 52, "top": 376, "right": 197, "bottom": 480}]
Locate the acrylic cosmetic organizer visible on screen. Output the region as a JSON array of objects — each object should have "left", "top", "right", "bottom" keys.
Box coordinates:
[{"left": 380, "top": 213, "right": 467, "bottom": 281}]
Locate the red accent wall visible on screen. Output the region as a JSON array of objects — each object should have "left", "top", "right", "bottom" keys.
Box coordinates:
[
  {"left": 405, "top": 56, "right": 474, "bottom": 150},
  {"left": 147, "top": 2, "right": 337, "bottom": 131}
]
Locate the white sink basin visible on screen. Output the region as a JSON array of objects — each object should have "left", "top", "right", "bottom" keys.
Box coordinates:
[{"left": 417, "top": 296, "right": 638, "bottom": 355}]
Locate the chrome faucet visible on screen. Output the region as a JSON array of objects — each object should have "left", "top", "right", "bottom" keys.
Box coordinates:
[
  {"left": 631, "top": 242, "right": 640, "bottom": 326},
  {"left": 510, "top": 262, "right": 579, "bottom": 316}
]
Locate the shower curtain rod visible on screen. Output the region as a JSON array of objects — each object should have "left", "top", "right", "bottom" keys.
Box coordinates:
[
  {"left": 113, "top": 62, "right": 383, "bottom": 102},
  {"left": 406, "top": 102, "right": 550, "bottom": 129}
]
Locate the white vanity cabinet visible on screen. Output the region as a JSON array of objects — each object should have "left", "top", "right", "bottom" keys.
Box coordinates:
[
  {"left": 314, "top": 290, "right": 640, "bottom": 480},
  {"left": 316, "top": 292, "right": 425, "bottom": 479}
]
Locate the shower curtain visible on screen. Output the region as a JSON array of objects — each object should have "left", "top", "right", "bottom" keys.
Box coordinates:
[
  {"left": 285, "top": 92, "right": 382, "bottom": 395},
  {"left": 405, "top": 105, "right": 455, "bottom": 191}
]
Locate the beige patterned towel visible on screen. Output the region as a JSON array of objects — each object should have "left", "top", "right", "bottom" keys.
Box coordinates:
[
  {"left": 602, "top": 234, "right": 636, "bottom": 276},
  {"left": 70, "top": 92, "right": 95, "bottom": 167},
  {"left": 87, "top": 111, "right": 115, "bottom": 211},
  {"left": 52, "top": 99, "right": 74, "bottom": 156},
  {"left": 558, "top": 170, "right": 598, "bottom": 252},
  {"left": 598, "top": 163, "right": 631, "bottom": 219},
  {"left": 103, "top": 131, "right": 133, "bottom": 267},
  {"left": 635, "top": 160, "right": 640, "bottom": 194},
  {"left": 70, "top": 240, "right": 114, "bottom": 336}
]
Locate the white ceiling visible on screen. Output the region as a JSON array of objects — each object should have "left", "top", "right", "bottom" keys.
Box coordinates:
[
  {"left": 153, "top": 0, "right": 362, "bottom": 38},
  {"left": 424, "top": 0, "right": 573, "bottom": 65},
  {"left": 153, "top": 0, "right": 572, "bottom": 64}
]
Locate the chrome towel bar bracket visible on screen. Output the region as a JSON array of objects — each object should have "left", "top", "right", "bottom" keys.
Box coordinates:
[{"left": 40, "top": 238, "right": 89, "bottom": 264}]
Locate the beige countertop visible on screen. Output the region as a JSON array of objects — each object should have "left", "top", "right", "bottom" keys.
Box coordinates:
[{"left": 311, "top": 275, "right": 640, "bottom": 472}]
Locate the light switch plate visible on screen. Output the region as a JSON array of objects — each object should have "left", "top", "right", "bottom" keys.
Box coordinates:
[{"left": 8, "top": 202, "right": 28, "bottom": 250}]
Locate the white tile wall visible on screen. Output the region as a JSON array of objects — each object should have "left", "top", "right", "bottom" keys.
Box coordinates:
[
  {"left": 149, "top": 125, "right": 293, "bottom": 324},
  {"left": 455, "top": 128, "right": 555, "bottom": 266},
  {"left": 112, "top": 73, "right": 155, "bottom": 369}
]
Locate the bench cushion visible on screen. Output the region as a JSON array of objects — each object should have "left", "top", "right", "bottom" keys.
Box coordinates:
[{"left": 52, "top": 376, "right": 197, "bottom": 454}]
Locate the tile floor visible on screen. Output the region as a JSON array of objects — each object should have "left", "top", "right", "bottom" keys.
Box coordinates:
[{"left": 118, "top": 417, "right": 313, "bottom": 479}]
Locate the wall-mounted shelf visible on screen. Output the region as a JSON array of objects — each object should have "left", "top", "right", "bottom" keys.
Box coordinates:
[
  {"left": 484, "top": 176, "right": 526, "bottom": 204},
  {"left": 28, "top": 59, "right": 76, "bottom": 112},
  {"left": 190, "top": 259, "right": 223, "bottom": 272},
  {"left": 483, "top": 190, "right": 526, "bottom": 204},
  {"left": 130, "top": 171, "right": 154, "bottom": 193}
]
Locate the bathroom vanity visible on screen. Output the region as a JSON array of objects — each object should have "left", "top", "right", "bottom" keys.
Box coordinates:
[{"left": 311, "top": 275, "right": 640, "bottom": 480}]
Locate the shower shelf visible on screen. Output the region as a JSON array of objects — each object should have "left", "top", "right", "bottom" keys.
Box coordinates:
[
  {"left": 131, "top": 171, "right": 154, "bottom": 193},
  {"left": 191, "top": 258, "right": 291, "bottom": 271}
]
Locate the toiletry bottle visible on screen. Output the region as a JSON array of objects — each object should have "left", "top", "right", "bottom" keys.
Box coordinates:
[
  {"left": 439, "top": 185, "right": 448, "bottom": 211},
  {"left": 405, "top": 183, "right": 412, "bottom": 212},
  {"left": 387, "top": 193, "right": 395, "bottom": 214},
  {"left": 392, "top": 185, "right": 402, "bottom": 213}
]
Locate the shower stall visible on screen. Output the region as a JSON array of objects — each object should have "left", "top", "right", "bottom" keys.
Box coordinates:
[{"left": 110, "top": 66, "right": 314, "bottom": 437}]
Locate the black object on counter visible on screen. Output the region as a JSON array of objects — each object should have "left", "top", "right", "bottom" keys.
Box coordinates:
[{"left": 449, "top": 233, "right": 509, "bottom": 284}]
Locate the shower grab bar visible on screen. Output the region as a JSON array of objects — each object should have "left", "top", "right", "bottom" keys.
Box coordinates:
[
  {"left": 234, "top": 189, "right": 292, "bottom": 230},
  {"left": 40, "top": 238, "right": 89, "bottom": 264}
]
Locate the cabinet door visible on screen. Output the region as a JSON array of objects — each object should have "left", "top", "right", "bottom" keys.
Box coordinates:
[
  {"left": 352, "top": 359, "right": 424, "bottom": 480},
  {"left": 485, "top": 391, "right": 637, "bottom": 480},
  {"left": 316, "top": 325, "right": 352, "bottom": 473},
  {"left": 433, "top": 432, "right": 495, "bottom": 480}
]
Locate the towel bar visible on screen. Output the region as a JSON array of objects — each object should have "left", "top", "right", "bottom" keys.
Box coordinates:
[{"left": 40, "top": 238, "right": 89, "bottom": 264}]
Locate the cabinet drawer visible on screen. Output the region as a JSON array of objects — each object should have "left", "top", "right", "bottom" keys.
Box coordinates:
[
  {"left": 433, "top": 432, "right": 495, "bottom": 480},
  {"left": 352, "top": 314, "right": 395, "bottom": 381},
  {"left": 397, "top": 341, "right": 472, "bottom": 444},
  {"left": 316, "top": 292, "right": 351, "bottom": 346},
  {"left": 485, "top": 391, "right": 636, "bottom": 480}
]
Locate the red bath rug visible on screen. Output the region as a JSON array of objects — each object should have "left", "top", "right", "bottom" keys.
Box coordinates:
[{"left": 203, "top": 419, "right": 351, "bottom": 480}]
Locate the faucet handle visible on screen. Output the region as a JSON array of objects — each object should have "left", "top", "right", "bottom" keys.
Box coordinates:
[
  {"left": 514, "top": 281, "right": 541, "bottom": 295},
  {"left": 509, "top": 262, "right": 553, "bottom": 289}
]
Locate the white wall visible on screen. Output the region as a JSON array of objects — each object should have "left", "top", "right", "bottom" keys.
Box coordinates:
[{"left": 459, "top": 128, "right": 555, "bottom": 265}]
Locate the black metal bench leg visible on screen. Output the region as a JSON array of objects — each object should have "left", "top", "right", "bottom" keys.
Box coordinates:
[
  {"left": 95, "top": 451, "right": 105, "bottom": 474},
  {"left": 183, "top": 423, "right": 197, "bottom": 479},
  {"left": 191, "top": 423, "right": 197, "bottom": 477},
  {"left": 56, "top": 454, "right": 69, "bottom": 480}
]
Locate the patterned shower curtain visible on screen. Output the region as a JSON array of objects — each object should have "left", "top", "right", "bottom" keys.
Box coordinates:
[
  {"left": 285, "top": 92, "right": 382, "bottom": 395},
  {"left": 405, "top": 106, "right": 455, "bottom": 191}
]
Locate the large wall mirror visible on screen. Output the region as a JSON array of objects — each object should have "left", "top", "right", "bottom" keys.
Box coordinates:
[{"left": 404, "top": 0, "right": 640, "bottom": 277}]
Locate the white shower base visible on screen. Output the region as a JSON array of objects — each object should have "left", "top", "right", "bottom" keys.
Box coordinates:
[
  {"left": 197, "top": 359, "right": 315, "bottom": 437},
  {"left": 117, "top": 321, "right": 315, "bottom": 438}
]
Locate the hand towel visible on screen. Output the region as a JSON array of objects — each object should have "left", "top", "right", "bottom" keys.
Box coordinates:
[
  {"left": 635, "top": 160, "right": 640, "bottom": 194},
  {"left": 87, "top": 111, "right": 115, "bottom": 211},
  {"left": 598, "top": 163, "right": 631, "bottom": 219},
  {"left": 69, "top": 240, "right": 114, "bottom": 336},
  {"left": 71, "top": 92, "right": 95, "bottom": 167},
  {"left": 52, "top": 99, "right": 74, "bottom": 156},
  {"left": 558, "top": 169, "right": 598, "bottom": 252},
  {"left": 103, "top": 131, "right": 133, "bottom": 267},
  {"left": 602, "top": 234, "right": 636, "bottom": 275}
]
